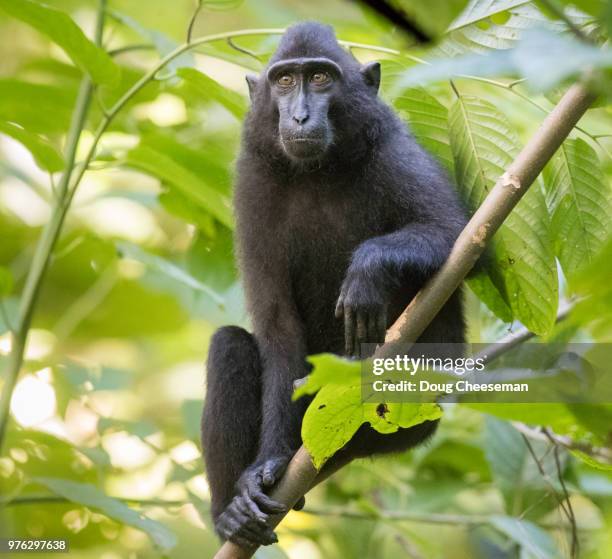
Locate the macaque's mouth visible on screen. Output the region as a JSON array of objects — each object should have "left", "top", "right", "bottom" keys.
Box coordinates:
[{"left": 281, "top": 136, "right": 329, "bottom": 160}]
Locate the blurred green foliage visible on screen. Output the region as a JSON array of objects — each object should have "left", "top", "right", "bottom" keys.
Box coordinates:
[{"left": 0, "top": 1, "right": 611, "bottom": 558}]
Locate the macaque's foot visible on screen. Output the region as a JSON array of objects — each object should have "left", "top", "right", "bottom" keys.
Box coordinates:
[
  {"left": 219, "top": 456, "right": 291, "bottom": 546},
  {"left": 215, "top": 496, "right": 278, "bottom": 547}
]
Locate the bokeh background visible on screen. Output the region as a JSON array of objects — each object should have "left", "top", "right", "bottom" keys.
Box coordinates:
[{"left": 1, "top": 1, "right": 612, "bottom": 558}]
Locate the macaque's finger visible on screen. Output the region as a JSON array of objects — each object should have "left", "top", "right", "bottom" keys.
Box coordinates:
[
  {"left": 334, "top": 296, "right": 344, "bottom": 319},
  {"left": 377, "top": 308, "right": 387, "bottom": 345},
  {"left": 356, "top": 310, "right": 367, "bottom": 357},
  {"left": 229, "top": 503, "right": 276, "bottom": 544},
  {"left": 219, "top": 506, "right": 261, "bottom": 546},
  {"left": 262, "top": 459, "right": 286, "bottom": 487},
  {"left": 234, "top": 495, "right": 267, "bottom": 525},
  {"left": 246, "top": 479, "right": 287, "bottom": 514},
  {"left": 344, "top": 305, "right": 354, "bottom": 355}
]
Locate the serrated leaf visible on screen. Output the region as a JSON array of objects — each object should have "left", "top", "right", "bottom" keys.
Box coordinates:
[
  {"left": 178, "top": 67, "right": 248, "bottom": 120},
  {"left": 0, "top": 121, "right": 63, "bottom": 172},
  {"left": 438, "top": 2, "right": 585, "bottom": 56},
  {"left": 544, "top": 138, "right": 612, "bottom": 278},
  {"left": 0, "top": 0, "right": 119, "bottom": 85},
  {"left": 449, "top": 96, "right": 557, "bottom": 334},
  {"left": 394, "top": 88, "right": 454, "bottom": 173},
  {"left": 32, "top": 477, "right": 176, "bottom": 550}
]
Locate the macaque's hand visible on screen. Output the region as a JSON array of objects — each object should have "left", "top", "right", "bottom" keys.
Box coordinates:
[{"left": 335, "top": 268, "right": 387, "bottom": 357}]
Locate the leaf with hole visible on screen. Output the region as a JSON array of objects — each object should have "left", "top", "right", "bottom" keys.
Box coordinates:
[{"left": 298, "top": 354, "right": 442, "bottom": 468}]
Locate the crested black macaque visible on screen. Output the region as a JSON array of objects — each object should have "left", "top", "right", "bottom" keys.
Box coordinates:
[{"left": 201, "top": 22, "right": 467, "bottom": 547}]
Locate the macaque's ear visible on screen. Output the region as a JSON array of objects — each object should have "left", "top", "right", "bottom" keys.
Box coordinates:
[
  {"left": 360, "top": 61, "right": 381, "bottom": 93},
  {"left": 246, "top": 74, "right": 258, "bottom": 101}
]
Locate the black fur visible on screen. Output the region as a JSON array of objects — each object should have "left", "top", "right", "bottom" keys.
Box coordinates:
[{"left": 201, "top": 22, "right": 467, "bottom": 547}]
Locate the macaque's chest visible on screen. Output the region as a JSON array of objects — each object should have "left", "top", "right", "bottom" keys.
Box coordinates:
[{"left": 282, "top": 184, "right": 383, "bottom": 351}]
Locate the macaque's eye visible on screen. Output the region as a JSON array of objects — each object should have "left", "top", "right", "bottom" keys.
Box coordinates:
[
  {"left": 311, "top": 71, "right": 330, "bottom": 85},
  {"left": 277, "top": 74, "right": 295, "bottom": 87}
]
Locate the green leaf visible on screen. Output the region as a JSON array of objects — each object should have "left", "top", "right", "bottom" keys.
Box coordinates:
[
  {"left": 393, "top": 0, "right": 470, "bottom": 37},
  {"left": 139, "top": 132, "right": 232, "bottom": 195},
  {"left": 544, "top": 138, "right": 612, "bottom": 278},
  {"left": 125, "top": 144, "right": 233, "bottom": 228},
  {"left": 298, "top": 354, "right": 442, "bottom": 468},
  {"left": 0, "top": 80, "right": 74, "bottom": 133},
  {"left": 63, "top": 361, "right": 134, "bottom": 393},
  {"left": 0, "top": 266, "right": 13, "bottom": 297},
  {"left": 484, "top": 417, "right": 561, "bottom": 511},
  {"left": 32, "top": 477, "right": 176, "bottom": 550},
  {"left": 186, "top": 227, "right": 237, "bottom": 293},
  {"left": 178, "top": 67, "right": 248, "bottom": 119},
  {"left": 97, "top": 417, "right": 158, "bottom": 439},
  {"left": 181, "top": 400, "right": 203, "bottom": 442},
  {"left": 393, "top": 87, "right": 454, "bottom": 173},
  {"left": 439, "top": 2, "right": 544, "bottom": 55},
  {"left": 117, "top": 242, "right": 224, "bottom": 306},
  {"left": 556, "top": 0, "right": 605, "bottom": 19},
  {"left": 511, "top": 28, "right": 612, "bottom": 92},
  {"left": 490, "top": 516, "right": 561, "bottom": 558},
  {"left": 571, "top": 236, "right": 612, "bottom": 337},
  {"left": 466, "top": 270, "right": 513, "bottom": 323},
  {"left": 449, "top": 96, "right": 557, "bottom": 334},
  {"left": 447, "top": 0, "right": 530, "bottom": 31},
  {"left": 570, "top": 449, "right": 612, "bottom": 471},
  {"left": 400, "top": 27, "right": 612, "bottom": 93},
  {"left": 0, "top": 121, "right": 63, "bottom": 172},
  {"left": 294, "top": 353, "right": 360, "bottom": 399},
  {"left": 0, "top": 0, "right": 119, "bottom": 85},
  {"left": 467, "top": 403, "right": 578, "bottom": 433}
]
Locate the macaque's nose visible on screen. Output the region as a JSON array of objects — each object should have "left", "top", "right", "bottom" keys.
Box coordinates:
[{"left": 292, "top": 110, "right": 309, "bottom": 125}]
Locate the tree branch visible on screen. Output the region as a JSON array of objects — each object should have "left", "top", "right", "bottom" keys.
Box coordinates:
[{"left": 214, "top": 82, "right": 596, "bottom": 558}]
